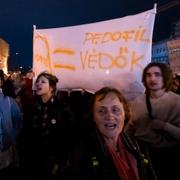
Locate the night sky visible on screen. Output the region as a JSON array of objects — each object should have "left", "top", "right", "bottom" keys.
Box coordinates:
[{"left": 0, "top": 0, "right": 179, "bottom": 70}]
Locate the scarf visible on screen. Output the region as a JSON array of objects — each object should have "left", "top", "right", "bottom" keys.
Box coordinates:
[{"left": 106, "top": 136, "right": 139, "bottom": 180}]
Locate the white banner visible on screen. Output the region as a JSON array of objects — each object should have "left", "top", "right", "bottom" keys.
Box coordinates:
[{"left": 33, "top": 7, "right": 156, "bottom": 100}]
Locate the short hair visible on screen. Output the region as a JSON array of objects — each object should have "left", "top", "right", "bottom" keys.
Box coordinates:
[
  {"left": 36, "top": 72, "right": 58, "bottom": 94},
  {"left": 86, "top": 87, "right": 131, "bottom": 127},
  {"left": 142, "top": 62, "right": 173, "bottom": 92}
]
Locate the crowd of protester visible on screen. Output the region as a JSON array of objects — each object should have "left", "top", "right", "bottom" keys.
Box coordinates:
[{"left": 0, "top": 62, "right": 180, "bottom": 179}]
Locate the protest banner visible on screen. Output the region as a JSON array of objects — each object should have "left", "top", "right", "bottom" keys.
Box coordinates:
[{"left": 33, "top": 6, "right": 156, "bottom": 100}]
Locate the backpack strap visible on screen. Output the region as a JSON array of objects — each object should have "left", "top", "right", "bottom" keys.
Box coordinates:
[{"left": 145, "top": 93, "right": 155, "bottom": 119}]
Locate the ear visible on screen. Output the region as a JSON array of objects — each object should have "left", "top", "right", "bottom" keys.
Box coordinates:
[{"left": 49, "top": 86, "right": 54, "bottom": 94}]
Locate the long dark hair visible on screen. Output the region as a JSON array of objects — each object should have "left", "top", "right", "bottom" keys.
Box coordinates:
[
  {"left": 142, "top": 63, "right": 173, "bottom": 119},
  {"left": 0, "top": 70, "right": 15, "bottom": 97},
  {"left": 142, "top": 62, "right": 173, "bottom": 92}
]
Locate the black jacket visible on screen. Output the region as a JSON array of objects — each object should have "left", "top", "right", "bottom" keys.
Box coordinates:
[
  {"left": 60, "top": 129, "right": 157, "bottom": 180},
  {"left": 30, "top": 96, "right": 75, "bottom": 178}
]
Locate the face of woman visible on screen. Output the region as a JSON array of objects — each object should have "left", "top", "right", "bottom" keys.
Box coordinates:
[
  {"left": 93, "top": 92, "right": 125, "bottom": 141},
  {"left": 35, "top": 75, "right": 53, "bottom": 97}
]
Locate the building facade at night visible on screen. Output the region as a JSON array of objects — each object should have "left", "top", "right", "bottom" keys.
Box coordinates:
[
  {"left": 152, "top": 18, "right": 180, "bottom": 73},
  {"left": 152, "top": 40, "right": 169, "bottom": 64},
  {"left": 0, "top": 38, "right": 9, "bottom": 73}
]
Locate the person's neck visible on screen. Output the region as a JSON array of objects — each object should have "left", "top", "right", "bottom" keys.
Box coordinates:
[
  {"left": 149, "top": 89, "right": 166, "bottom": 99},
  {"left": 41, "top": 93, "right": 53, "bottom": 103},
  {"left": 104, "top": 135, "right": 118, "bottom": 151}
]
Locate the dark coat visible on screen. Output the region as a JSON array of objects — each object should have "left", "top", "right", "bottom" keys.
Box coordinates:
[
  {"left": 30, "top": 96, "right": 75, "bottom": 178},
  {"left": 60, "top": 130, "right": 157, "bottom": 180}
]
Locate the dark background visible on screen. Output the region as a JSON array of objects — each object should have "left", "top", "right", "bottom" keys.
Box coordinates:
[{"left": 0, "top": 0, "right": 179, "bottom": 70}]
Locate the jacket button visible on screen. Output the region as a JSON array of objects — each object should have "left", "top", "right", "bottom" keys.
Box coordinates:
[{"left": 51, "top": 119, "right": 56, "bottom": 124}]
